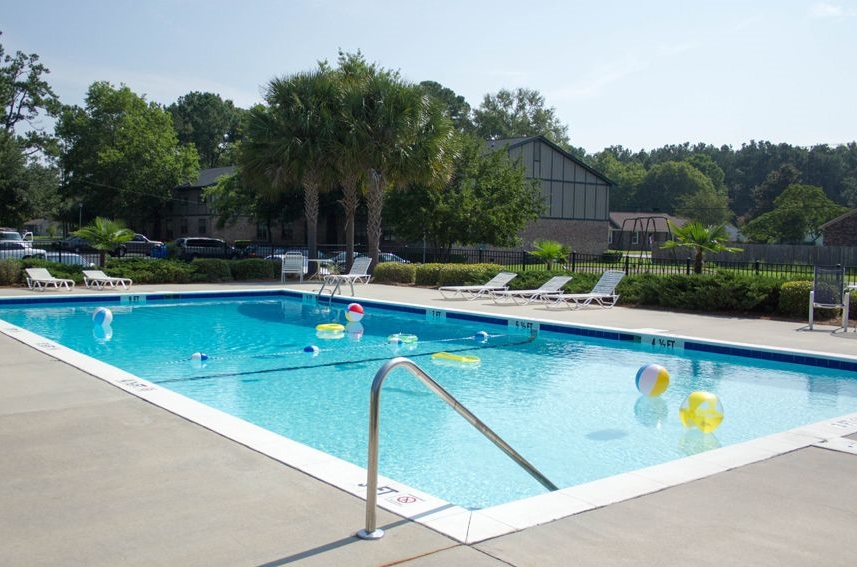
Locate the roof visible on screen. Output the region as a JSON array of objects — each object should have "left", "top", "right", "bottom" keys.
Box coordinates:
[
  {"left": 819, "top": 208, "right": 857, "bottom": 231},
  {"left": 178, "top": 166, "right": 236, "bottom": 189},
  {"left": 608, "top": 213, "right": 688, "bottom": 231},
  {"left": 485, "top": 135, "right": 614, "bottom": 186}
]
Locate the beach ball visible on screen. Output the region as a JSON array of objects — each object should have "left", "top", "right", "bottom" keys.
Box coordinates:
[
  {"left": 303, "top": 345, "right": 320, "bottom": 355},
  {"left": 190, "top": 352, "right": 209, "bottom": 362},
  {"left": 474, "top": 331, "right": 489, "bottom": 343},
  {"left": 92, "top": 307, "right": 113, "bottom": 327},
  {"left": 345, "top": 303, "right": 364, "bottom": 322},
  {"left": 679, "top": 391, "right": 724, "bottom": 433},
  {"left": 635, "top": 364, "right": 670, "bottom": 397}
]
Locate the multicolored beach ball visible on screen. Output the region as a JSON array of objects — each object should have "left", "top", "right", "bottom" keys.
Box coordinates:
[
  {"left": 635, "top": 363, "right": 670, "bottom": 397},
  {"left": 345, "top": 303, "right": 364, "bottom": 322}
]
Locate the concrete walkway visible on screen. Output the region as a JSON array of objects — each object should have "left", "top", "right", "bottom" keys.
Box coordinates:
[{"left": 2, "top": 281, "right": 856, "bottom": 566}]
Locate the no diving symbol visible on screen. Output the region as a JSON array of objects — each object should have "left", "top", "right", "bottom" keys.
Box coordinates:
[{"left": 396, "top": 495, "right": 417, "bottom": 504}]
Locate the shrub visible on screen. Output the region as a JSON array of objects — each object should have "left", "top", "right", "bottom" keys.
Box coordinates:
[
  {"left": 191, "top": 258, "right": 233, "bottom": 282},
  {"left": 435, "top": 263, "right": 505, "bottom": 287},
  {"left": 507, "top": 269, "right": 573, "bottom": 291},
  {"left": 414, "top": 263, "right": 445, "bottom": 286},
  {"left": 0, "top": 259, "right": 22, "bottom": 286},
  {"left": 230, "top": 258, "right": 278, "bottom": 281},
  {"left": 372, "top": 262, "right": 416, "bottom": 284},
  {"left": 779, "top": 281, "right": 812, "bottom": 319},
  {"left": 104, "top": 258, "right": 195, "bottom": 284},
  {"left": 22, "top": 258, "right": 85, "bottom": 284}
]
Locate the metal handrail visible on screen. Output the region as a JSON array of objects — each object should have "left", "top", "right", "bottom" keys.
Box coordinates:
[{"left": 357, "top": 356, "right": 558, "bottom": 540}]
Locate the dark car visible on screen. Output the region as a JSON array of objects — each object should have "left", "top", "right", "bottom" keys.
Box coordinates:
[
  {"left": 54, "top": 235, "right": 128, "bottom": 257},
  {"left": 238, "top": 243, "right": 286, "bottom": 259},
  {"left": 174, "top": 237, "right": 237, "bottom": 260}
]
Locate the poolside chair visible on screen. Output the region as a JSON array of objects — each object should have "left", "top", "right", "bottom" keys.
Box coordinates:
[
  {"left": 490, "top": 275, "right": 572, "bottom": 305},
  {"left": 808, "top": 265, "right": 849, "bottom": 331},
  {"left": 25, "top": 268, "right": 75, "bottom": 291},
  {"left": 83, "top": 270, "right": 133, "bottom": 290},
  {"left": 318, "top": 256, "right": 372, "bottom": 296},
  {"left": 547, "top": 270, "right": 625, "bottom": 309},
  {"left": 280, "top": 252, "right": 306, "bottom": 284},
  {"left": 438, "top": 271, "right": 517, "bottom": 300}
]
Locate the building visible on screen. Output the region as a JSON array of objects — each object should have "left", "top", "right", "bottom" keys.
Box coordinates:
[
  {"left": 488, "top": 136, "right": 613, "bottom": 254},
  {"left": 820, "top": 209, "right": 857, "bottom": 246},
  {"left": 608, "top": 212, "right": 688, "bottom": 250}
]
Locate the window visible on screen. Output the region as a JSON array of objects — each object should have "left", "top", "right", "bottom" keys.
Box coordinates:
[{"left": 631, "top": 232, "right": 640, "bottom": 245}]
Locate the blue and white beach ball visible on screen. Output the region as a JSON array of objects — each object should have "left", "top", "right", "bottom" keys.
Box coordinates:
[
  {"left": 92, "top": 307, "right": 113, "bottom": 327},
  {"left": 474, "top": 331, "right": 489, "bottom": 343},
  {"left": 345, "top": 303, "right": 364, "bottom": 322},
  {"left": 303, "top": 345, "right": 320, "bottom": 355},
  {"left": 190, "top": 352, "right": 209, "bottom": 362},
  {"left": 635, "top": 364, "right": 670, "bottom": 397}
]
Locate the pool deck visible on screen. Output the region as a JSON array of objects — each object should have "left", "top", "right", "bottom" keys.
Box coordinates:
[{"left": 2, "top": 281, "right": 857, "bottom": 567}]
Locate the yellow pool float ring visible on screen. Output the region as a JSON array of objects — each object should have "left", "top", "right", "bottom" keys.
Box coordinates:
[
  {"left": 316, "top": 323, "right": 346, "bottom": 332},
  {"left": 431, "top": 352, "right": 481, "bottom": 364},
  {"left": 388, "top": 333, "right": 419, "bottom": 344}
]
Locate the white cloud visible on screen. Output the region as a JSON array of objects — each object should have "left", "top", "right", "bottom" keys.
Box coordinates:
[{"left": 808, "top": 2, "right": 844, "bottom": 18}]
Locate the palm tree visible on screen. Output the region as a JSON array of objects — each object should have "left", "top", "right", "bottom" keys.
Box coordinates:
[
  {"left": 242, "top": 69, "right": 338, "bottom": 263},
  {"left": 661, "top": 221, "right": 742, "bottom": 274},
  {"left": 529, "top": 239, "right": 570, "bottom": 270},
  {"left": 74, "top": 217, "right": 134, "bottom": 267},
  {"left": 352, "top": 71, "right": 457, "bottom": 268}
]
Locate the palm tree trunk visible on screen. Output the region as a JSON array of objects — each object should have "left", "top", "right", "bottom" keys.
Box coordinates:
[
  {"left": 303, "top": 173, "right": 320, "bottom": 271},
  {"left": 340, "top": 175, "right": 359, "bottom": 270},
  {"left": 366, "top": 169, "right": 384, "bottom": 270}
]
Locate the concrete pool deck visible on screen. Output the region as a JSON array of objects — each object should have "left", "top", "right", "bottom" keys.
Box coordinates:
[{"left": 2, "top": 281, "right": 857, "bottom": 566}]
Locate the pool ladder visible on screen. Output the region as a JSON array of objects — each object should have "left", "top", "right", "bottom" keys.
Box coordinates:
[{"left": 357, "top": 357, "right": 558, "bottom": 540}]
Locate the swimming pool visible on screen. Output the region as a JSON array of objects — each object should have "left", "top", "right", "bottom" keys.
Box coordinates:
[{"left": 3, "top": 290, "right": 857, "bottom": 516}]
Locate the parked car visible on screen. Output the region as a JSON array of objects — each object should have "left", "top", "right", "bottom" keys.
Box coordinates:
[
  {"left": 54, "top": 235, "right": 127, "bottom": 257},
  {"left": 238, "top": 243, "right": 286, "bottom": 259},
  {"left": 378, "top": 252, "right": 410, "bottom": 264},
  {"left": 330, "top": 251, "right": 362, "bottom": 269},
  {"left": 124, "top": 234, "right": 164, "bottom": 256},
  {"left": 174, "top": 237, "right": 237, "bottom": 260},
  {"left": 0, "top": 228, "right": 33, "bottom": 247},
  {"left": 0, "top": 241, "right": 47, "bottom": 260},
  {"left": 42, "top": 251, "right": 95, "bottom": 267}
]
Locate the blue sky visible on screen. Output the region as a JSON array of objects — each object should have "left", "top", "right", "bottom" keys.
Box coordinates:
[{"left": 3, "top": 0, "right": 855, "bottom": 154}]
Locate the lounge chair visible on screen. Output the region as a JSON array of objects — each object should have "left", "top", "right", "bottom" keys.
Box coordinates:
[
  {"left": 490, "top": 275, "right": 572, "bottom": 305},
  {"left": 83, "top": 270, "right": 133, "bottom": 290},
  {"left": 280, "top": 252, "right": 306, "bottom": 284},
  {"left": 318, "top": 256, "right": 372, "bottom": 296},
  {"left": 438, "top": 271, "right": 517, "bottom": 300},
  {"left": 25, "top": 268, "right": 75, "bottom": 291},
  {"left": 546, "top": 270, "right": 625, "bottom": 309}
]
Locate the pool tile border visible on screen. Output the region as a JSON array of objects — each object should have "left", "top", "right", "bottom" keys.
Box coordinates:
[{"left": 4, "top": 288, "right": 857, "bottom": 544}]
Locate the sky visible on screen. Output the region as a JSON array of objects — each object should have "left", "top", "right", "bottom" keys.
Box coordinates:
[{"left": 2, "top": 0, "right": 856, "bottom": 154}]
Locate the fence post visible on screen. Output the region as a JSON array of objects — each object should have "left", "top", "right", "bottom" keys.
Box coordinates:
[
  {"left": 570, "top": 251, "right": 576, "bottom": 272},
  {"left": 754, "top": 260, "right": 760, "bottom": 275},
  {"left": 624, "top": 254, "right": 630, "bottom": 274},
  {"left": 686, "top": 258, "right": 691, "bottom": 275}
]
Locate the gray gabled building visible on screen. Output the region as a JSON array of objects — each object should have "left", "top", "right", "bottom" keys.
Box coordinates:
[{"left": 489, "top": 136, "right": 613, "bottom": 254}]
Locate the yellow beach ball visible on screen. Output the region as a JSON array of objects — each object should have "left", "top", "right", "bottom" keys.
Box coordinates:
[{"left": 679, "top": 391, "right": 724, "bottom": 434}]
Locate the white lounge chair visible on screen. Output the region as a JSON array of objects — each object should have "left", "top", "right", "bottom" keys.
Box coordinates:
[
  {"left": 25, "top": 268, "right": 75, "bottom": 291},
  {"left": 280, "top": 252, "right": 306, "bottom": 283},
  {"left": 83, "top": 270, "right": 133, "bottom": 290},
  {"left": 438, "top": 271, "right": 517, "bottom": 300},
  {"left": 319, "top": 256, "right": 372, "bottom": 296},
  {"left": 547, "top": 270, "right": 625, "bottom": 309},
  {"left": 490, "top": 275, "right": 572, "bottom": 305}
]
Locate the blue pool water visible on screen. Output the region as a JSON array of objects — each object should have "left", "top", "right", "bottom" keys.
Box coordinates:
[{"left": 3, "top": 292, "right": 857, "bottom": 510}]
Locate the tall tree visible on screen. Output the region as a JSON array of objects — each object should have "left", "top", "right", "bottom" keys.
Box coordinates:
[
  {"left": 633, "top": 161, "right": 715, "bottom": 215},
  {"left": 350, "top": 70, "right": 457, "bottom": 267},
  {"left": 242, "top": 69, "right": 338, "bottom": 261},
  {"left": 167, "top": 91, "right": 244, "bottom": 168},
  {"left": 742, "top": 183, "right": 847, "bottom": 244},
  {"left": 473, "top": 87, "right": 575, "bottom": 153},
  {"left": 749, "top": 164, "right": 802, "bottom": 218},
  {"left": 384, "top": 134, "right": 542, "bottom": 252},
  {"left": 419, "top": 80, "right": 474, "bottom": 133},
  {"left": 55, "top": 82, "right": 199, "bottom": 232},
  {"left": 0, "top": 31, "right": 61, "bottom": 154}
]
